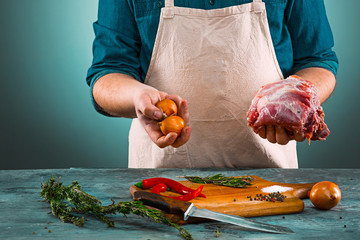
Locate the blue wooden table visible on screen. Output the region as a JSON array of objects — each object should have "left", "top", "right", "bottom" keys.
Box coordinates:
[{"left": 1, "top": 168, "right": 359, "bottom": 239}]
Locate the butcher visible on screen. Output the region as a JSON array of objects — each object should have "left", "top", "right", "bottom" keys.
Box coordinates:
[{"left": 86, "top": 0, "right": 338, "bottom": 168}]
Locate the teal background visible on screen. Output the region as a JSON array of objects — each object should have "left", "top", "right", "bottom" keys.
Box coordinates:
[{"left": 1, "top": 0, "right": 359, "bottom": 169}]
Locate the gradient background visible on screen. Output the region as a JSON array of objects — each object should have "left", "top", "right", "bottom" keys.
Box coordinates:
[{"left": 1, "top": 0, "right": 359, "bottom": 169}]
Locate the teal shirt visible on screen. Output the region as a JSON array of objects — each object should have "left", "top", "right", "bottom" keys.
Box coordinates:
[{"left": 87, "top": 0, "right": 338, "bottom": 111}]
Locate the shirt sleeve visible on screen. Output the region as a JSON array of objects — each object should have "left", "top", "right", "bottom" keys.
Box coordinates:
[
  {"left": 286, "top": 0, "right": 338, "bottom": 76},
  {"left": 86, "top": 0, "right": 142, "bottom": 114}
]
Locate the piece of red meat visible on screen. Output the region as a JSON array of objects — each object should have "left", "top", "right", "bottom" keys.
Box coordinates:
[{"left": 247, "top": 75, "right": 330, "bottom": 143}]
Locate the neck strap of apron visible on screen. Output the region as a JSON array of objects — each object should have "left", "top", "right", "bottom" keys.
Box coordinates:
[
  {"left": 165, "top": 0, "right": 262, "bottom": 7},
  {"left": 165, "top": 0, "right": 174, "bottom": 7}
]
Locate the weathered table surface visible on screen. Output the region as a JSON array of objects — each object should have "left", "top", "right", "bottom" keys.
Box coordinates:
[{"left": 1, "top": 168, "right": 359, "bottom": 239}]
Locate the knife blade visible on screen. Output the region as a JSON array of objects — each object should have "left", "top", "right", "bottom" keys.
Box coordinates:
[{"left": 133, "top": 191, "right": 294, "bottom": 234}]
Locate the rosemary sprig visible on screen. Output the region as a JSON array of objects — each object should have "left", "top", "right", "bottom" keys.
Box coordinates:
[
  {"left": 184, "top": 174, "right": 253, "bottom": 188},
  {"left": 40, "top": 176, "right": 192, "bottom": 240}
]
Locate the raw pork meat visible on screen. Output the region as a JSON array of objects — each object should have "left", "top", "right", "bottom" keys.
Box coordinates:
[{"left": 247, "top": 75, "right": 330, "bottom": 143}]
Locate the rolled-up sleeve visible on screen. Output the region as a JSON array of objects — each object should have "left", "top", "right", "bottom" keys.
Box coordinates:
[
  {"left": 286, "top": 0, "right": 338, "bottom": 76},
  {"left": 86, "top": 0, "right": 142, "bottom": 112}
]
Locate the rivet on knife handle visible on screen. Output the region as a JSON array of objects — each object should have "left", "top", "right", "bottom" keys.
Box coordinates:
[{"left": 133, "top": 191, "right": 192, "bottom": 215}]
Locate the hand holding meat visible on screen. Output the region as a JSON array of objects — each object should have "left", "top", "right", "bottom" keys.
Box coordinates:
[{"left": 247, "top": 75, "right": 330, "bottom": 144}]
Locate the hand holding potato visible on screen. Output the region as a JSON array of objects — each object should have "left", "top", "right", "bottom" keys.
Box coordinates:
[{"left": 134, "top": 90, "right": 191, "bottom": 148}]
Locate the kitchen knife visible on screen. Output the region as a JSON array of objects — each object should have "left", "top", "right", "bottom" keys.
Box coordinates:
[{"left": 133, "top": 191, "right": 294, "bottom": 234}]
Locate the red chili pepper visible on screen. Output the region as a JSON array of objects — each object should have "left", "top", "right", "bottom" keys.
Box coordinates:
[
  {"left": 164, "top": 185, "right": 204, "bottom": 202},
  {"left": 150, "top": 183, "right": 167, "bottom": 194},
  {"left": 149, "top": 183, "right": 204, "bottom": 202},
  {"left": 135, "top": 177, "right": 206, "bottom": 198}
]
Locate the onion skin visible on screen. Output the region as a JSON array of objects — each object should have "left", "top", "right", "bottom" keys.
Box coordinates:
[
  {"left": 309, "top": 181, "right": 341, "bottom": 210},
  {"left": 159, "top": 115, "right": 185, "bottom": 136},
  {"left": 156, "top": 99, "right": 178, "bottom": 119}
]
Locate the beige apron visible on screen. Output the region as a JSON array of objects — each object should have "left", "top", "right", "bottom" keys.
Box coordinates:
[{"left": 128, "top": 0, "right": 298, "bottom": 168}]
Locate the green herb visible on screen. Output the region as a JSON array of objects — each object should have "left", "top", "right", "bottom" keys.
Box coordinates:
[
  {"left": 40, "top": 176, "right": 192, "bottom": 240},
  {"left": 215, "top": 228, "right": 220, "bottom": 238},
  {"left": 183, "top": 174, "right": 253, "bottom": 188}
]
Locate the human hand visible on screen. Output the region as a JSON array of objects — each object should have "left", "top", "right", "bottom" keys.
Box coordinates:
[
  {"left": 257, "top": 125, "right": 306, "bottom": 145},
  {"left": 134, "top": 90, "right": 191, "bottom": 148},
  {"left": 164, "top": 95, "right": 191, "bottom": 147}
]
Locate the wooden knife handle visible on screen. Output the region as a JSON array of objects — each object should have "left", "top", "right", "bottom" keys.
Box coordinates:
[{"left": 133, "top": 191, "right": 192, "bottom": 215}]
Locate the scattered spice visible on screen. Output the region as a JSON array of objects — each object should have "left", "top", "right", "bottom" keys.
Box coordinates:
[
  {"left": 32, "top": 232, "right": 36, "bottom": 235},
  {"left": 339, "top": 216, "right": 342, "bottom": 219},
  {"left": 247, "top": 192, "right": 286, "bottom": 202},
  {"left": 44, "top": 227, "right": 48, "bottom": 229},
  {"left": 282, "top": 216, "right": 286, "bottom": 219},
  {"left": 48, "top": 230, "right": 52, "bottom": 233},
  {"left": 344, "top": 225, "right": 347, "bottom": 228},
  {"left": 233, "top": 198, "right": 237, "bottom": 202}
]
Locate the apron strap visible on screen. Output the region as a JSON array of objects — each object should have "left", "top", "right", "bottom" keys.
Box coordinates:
[
  {"left": 164, "top": 0, "right": 175, "bottom": 18},
  {"left": 166, "top": 0, "right": 262, "bottom": 7},
  {"left": 166, "top": 0, "right": 262, "bottom": 6},
  {"left": 165, "top": 0, "right": 174, "bottom": 7},
  {"left": 164, "top": 0, "right": 263, "bottom": 18},
  {"left": 252, "top": 0, "right": 264, "bottom": 13}
]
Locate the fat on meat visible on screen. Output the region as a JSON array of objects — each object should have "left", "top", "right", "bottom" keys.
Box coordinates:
[{"left": 247, "top": 75, "right": 330, "bottom": 143}]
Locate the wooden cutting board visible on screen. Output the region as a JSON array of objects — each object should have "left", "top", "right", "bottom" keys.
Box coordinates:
[{"left": 129, "top": 176, "right": 316, "bottom": 224}]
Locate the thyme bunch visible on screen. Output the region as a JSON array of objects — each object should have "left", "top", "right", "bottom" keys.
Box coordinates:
[
  {"left": 40, "top": 176, "right": 192, "bottom": 240},
  {"left": 184, "top": 174, "right": 253, "bottom": 188}
]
